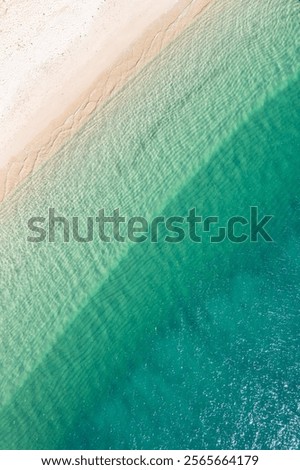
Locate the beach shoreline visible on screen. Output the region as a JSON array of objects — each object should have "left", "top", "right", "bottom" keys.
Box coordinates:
[{"left": 0, "top": 0, "right": 212, "bottom": 202}]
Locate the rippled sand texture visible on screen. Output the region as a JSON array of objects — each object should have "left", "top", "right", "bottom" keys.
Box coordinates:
[{"left": 0, "top": 0, "right": 299, "bottom": 449}]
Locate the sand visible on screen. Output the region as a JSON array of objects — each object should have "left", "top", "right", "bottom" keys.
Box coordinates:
[{"left": 0, "top": 0, "right": 212, "bottom": 202}]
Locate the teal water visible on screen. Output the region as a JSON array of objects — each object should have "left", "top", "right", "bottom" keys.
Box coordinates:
[{"left": 0, "top": 0, "right": 299, "bottom": 449}]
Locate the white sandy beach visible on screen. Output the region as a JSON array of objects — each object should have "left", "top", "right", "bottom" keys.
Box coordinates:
[{"left": 0, "top": 0, "right": 212, "bottom": 202}]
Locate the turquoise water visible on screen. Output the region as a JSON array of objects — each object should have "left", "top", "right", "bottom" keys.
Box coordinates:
[{"left": 0, "top": 0, "right": 299, "bottom": 449}]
